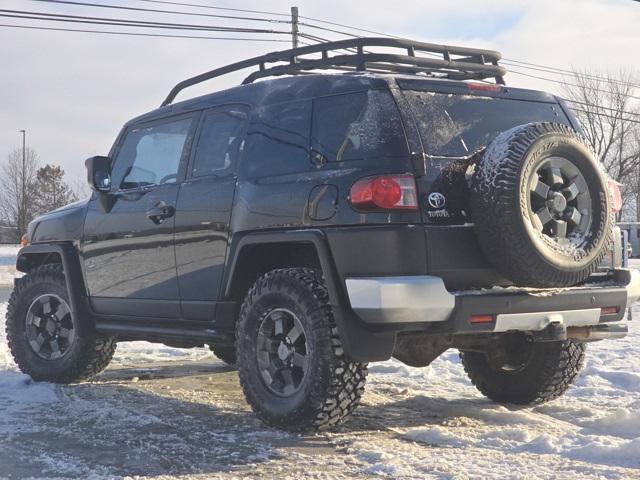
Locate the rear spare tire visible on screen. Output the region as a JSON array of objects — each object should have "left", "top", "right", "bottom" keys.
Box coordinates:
[{"left": 470, "top": 122, "right": 612, "bottom": 287}]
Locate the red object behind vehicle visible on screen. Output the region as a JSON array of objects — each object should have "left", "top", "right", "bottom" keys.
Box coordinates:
[
  {"left": 608, "top": 179, "right": 622, "bottom": 214},
  {"left": 350, "top": 174, "right": 418, "bottom": 211}
]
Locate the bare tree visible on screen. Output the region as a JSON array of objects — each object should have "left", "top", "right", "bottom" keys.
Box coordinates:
[
  {"left": 70, "top": 175, "right": 92, "bottom": 201},
  {"left": 562, "top": 69, "right": 640, "bottom": 219},
  {"left": 0, "top": 147, "right": 40, "bottom": 242}
]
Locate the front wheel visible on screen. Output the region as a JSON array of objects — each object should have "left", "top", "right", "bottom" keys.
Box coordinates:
[
  {"left": 236, "top": 268, "right": 367, "bottom": 432},
  {"left": 460, "top": 336, "right": 586, "bottom": 405},
  {"left": 5, "top": 264, "right": 116, "bottom": 383}
]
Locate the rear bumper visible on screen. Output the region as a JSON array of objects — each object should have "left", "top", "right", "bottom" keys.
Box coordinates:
[{"left": 346, "top": 269, "right": 640, "bottom": 338}]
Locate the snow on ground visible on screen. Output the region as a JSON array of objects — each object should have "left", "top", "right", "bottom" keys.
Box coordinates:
[
  {"left": 0, "top": 261, "right": 640, "bottom": 478},
  {"left": 0, "top": 244, "right": 21, "bottom": 286}
]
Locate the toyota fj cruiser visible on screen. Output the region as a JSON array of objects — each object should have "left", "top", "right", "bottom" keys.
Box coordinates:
[{"left": 6, "top": 38, "right": 640, "bottom": 431}]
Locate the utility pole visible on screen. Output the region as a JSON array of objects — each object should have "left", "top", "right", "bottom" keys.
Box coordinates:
[
  {"left": 19, "top": 129, "right": 26, "bottom": 236},
  {"left": 291, "top": 6, "right": 299, "bottom": 50}
]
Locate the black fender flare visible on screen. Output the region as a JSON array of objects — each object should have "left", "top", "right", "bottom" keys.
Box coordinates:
[
  {"left": 16, "top": 243, "right": 89, "bottom": 324},
  {"left": 223, "top": 229, "right": 396, "bottom": 362}
]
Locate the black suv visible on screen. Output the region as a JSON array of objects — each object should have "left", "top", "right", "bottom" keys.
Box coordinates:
[{"left": 6, "top": 38, "right": 639, "bottom": 431}]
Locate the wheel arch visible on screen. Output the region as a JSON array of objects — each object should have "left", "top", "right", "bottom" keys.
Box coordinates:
[
  {"left": 223, "top": 229, "right": 396, "bottom": 362},
  {"left": 16, "top": 243, "right": 89, "bottom": 323}
]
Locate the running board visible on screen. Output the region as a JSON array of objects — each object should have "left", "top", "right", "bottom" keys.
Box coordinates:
[{"left": 96, "top": 319, "right": 234, "bottom": 346}]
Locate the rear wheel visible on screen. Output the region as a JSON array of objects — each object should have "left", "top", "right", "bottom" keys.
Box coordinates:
[
  {"left": 460, "top": 335, "right": 586, "bottom": 405},
  {"left": 5, "top": 264, "right": 116, "bottom": 383},
  {"left": 236, "top": 268, "right": 367, "bottom": 431}
]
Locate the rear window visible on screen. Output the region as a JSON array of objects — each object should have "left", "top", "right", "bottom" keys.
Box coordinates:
[
  {"left": 403, "top": 91, "right": 569, "bottom": 157},
  {"left": 311, "top": 90, "right": 407, "bottom": 162}
]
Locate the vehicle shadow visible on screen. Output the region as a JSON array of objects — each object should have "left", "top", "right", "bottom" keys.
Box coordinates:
[{"left": 344, "top": 392, "right": 530, "bottom": 433}]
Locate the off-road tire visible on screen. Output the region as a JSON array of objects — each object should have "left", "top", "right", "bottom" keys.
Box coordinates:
[
  {"left": 236, "top": 268, "right": 368, "bottom": 432},
  {"left": 460, "top": 340, "right": 586, "bottom": 405},
  {"left": 6, "top": 264, "right": 116, "bottom": 383},
  {"left": 211, "top": 346, "right": 237, "bottom": 366},
  {"left": 471, "top": 122, "right": 613, "bottom": 287}
]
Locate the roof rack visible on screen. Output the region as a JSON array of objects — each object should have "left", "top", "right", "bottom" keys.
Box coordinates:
[{"left": 161, "top": 37, "right": 506, "bottom": 107}]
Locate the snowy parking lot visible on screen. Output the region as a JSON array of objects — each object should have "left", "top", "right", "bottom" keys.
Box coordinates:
[{"left": 0, "top": 253, "right": 639, "bottom": 479}]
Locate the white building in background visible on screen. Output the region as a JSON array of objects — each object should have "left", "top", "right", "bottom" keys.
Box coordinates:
[{"left": 618, "top": 222, "right": 640, "bottom": 258}]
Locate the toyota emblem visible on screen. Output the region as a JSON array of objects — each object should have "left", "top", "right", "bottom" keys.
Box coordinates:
[{"left": 427, "top": 192, "right": 446, "bottom": 209}]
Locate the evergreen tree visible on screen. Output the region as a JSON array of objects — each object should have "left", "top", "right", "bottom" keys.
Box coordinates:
[{"left": 34, "top": 164, "right": 77, "bottom": 215}]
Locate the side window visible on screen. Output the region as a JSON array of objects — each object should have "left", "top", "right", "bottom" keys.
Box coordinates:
[
  {"left": 112, "top": 117, "right": 192, "bottom": 190},
  {"left": 242, "top": 100, "right": 311, "bottom": 178},
  {"left": 311, "top": 90, "right": 407, "bottom": 162},
  {"left": 192, "top": 109, "right": 245, "bottom": 178}
]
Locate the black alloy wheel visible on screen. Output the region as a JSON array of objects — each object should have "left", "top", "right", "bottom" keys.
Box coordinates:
[
  {"left": 24, "top": 294, "right": 76, "bottom": 360},
  {"left": 256, "top": 308, "right": 309, "bottom": 396}
]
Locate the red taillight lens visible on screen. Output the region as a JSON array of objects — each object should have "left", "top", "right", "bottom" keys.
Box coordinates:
[
  {"left": 601, "top": 306, "right": 619, "bottom": 316},
  {"left": 350, "top": 174, "right": 418, "bottom": 211},
  {"left": 467, "top": 82, "right": 501, "bottom": 92},
  {"left": 608, "top": 179, "right": 622, "bottom": 214},
  {"left": 469, "top": 314, "right": 494, "bottom": 324}
]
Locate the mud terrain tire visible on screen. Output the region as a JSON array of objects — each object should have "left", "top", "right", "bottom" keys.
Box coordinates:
[
  {"left": 236, "top": 268, "right": 367, "bottom": 431},
  {"left": 470, "top": 122, "right": 613, "bottom": 287},
  {"left": 460, "top": 340, "right": 586, "bottom": 405},
  {"left": 6, "top": 264, "right": 116, "bottom": 383}
]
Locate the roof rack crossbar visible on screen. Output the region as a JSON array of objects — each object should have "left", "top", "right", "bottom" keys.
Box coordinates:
[{"left": 161, "top": 37, "right": 506, "bottom": 107}]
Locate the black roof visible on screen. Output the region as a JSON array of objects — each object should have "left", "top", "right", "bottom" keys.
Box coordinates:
[
  {"left": 125, "top": 73, "right": 390, "bottom": 126},
  {"left": 126, "top": 70, "right": 557, "bottom": 128}
]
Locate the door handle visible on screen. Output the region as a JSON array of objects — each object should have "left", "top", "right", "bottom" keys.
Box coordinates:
[{"left": 146, "top": 202, "right": 175, "bottom": 224}]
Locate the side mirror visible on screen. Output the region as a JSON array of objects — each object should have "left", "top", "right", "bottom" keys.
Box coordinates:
[{"left": 85, "top": 156, "right": 111, "bottom": 193}]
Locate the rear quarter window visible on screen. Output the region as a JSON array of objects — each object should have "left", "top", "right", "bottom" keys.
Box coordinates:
[
  {"left": 242, "top": 100, "right": 311, "bottom": 178},
  {"left": 311, "top": 90, "right": 407, "bottom": 162}
]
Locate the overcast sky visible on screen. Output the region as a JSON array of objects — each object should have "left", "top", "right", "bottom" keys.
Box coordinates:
[{"left": 1, "top": 0, "right": 638, "bottom": 184}]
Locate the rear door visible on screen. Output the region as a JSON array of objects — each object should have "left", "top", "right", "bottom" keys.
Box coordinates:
[
  {"left": 174, "top": 106, "right": 247, "bottom": 321},
  {"left": 82, "top": 114, "right": 198, "bottom": 318},
  {"left": 398, "top": 80, "right": 571, "bottom": 225}
]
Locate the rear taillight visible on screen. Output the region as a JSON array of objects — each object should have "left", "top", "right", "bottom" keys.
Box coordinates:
[
  {"left": 20, "top": 234, "right": 29, "bottom": 247},
  {"left": 350, "top": 174, "right": 418, "bottom": 211},
  {"left": 608, "top": 179, "right": 622, "bottom": 214}
]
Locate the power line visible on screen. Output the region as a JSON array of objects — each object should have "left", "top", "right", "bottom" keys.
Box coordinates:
[
  {"left": 298, "top": 33, "right": 361, "bottom": 56},
  {"left": 0, "top": 22, "right": 290, "bottom": 41},
  {"left": 502, "top": 59, "right": 640, "bottom": 90},
  {"left": 296, "top": 32, "right": 640, "bottom": 122},
  {"left": 12, "top": 2, "right": 640, "bottom": 97},
  {"left": 298, "top": 21, "right": 369, "bottom": 40},
  {"left": 123, "top": 3, "right": 638, "bottom": 91},
  {"left": 563, "top": 99, "right": 640, "bottom": 119},
  {"left": 299, "top": 15, "right": 402, "bottom": 39},
  {"left": 33, "top": 0, "right": 291, "bottom": 25},
  {"left": 508, "top": 69, "right": 640, "bottom": 101},
  {"left": 286, "top": 14, "right": 640, "bottom": 89},
  {"left": 136, "top": 0, "right": 289, "bottom": 18},
  {"left": 570, "top": 107, "right": 640, "bottom": 125},
  {"left": 0, "top": 9, "right": 290, "bottom": 34}
]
